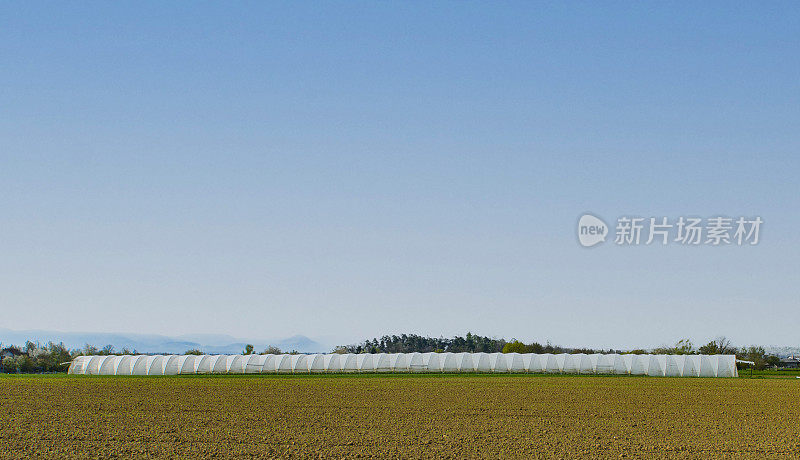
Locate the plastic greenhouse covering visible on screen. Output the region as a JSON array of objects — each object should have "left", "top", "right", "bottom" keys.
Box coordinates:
[{"left": 68, "top": 353, "right": 738, "bottom": 377}]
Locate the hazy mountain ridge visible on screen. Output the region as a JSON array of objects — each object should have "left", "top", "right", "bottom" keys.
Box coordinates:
[
  {"left": 0, "top": 328, "right": 326, "bottom": 354},
  {"left": 765, "top": 346, "right": 800, "bottom": 358}
]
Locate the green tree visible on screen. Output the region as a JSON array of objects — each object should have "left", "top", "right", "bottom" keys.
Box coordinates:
[
  {"left": 100, "top": 345, "right": 115, "bottom": 355},
  {"left": 673, "top": 339, "right": 694, "bottom": 354},
  {"left": 243, "top": 344, "right": 255, "bottom": 355},
  {"left": 528, "top": 342, "right": 545, "bottom": 353},
  {"left": 653, "top": 339, "right": 695, "bottom": 355},
  {"left": 1, "top": 356, "right": 17, "bottom": 373},
  {"left": 502, "top": 340, "right": 531, "bottom": 354},
  {"left": 698, "top": 342, "right": 717, "bottom": 354},
  {"left": 766, "top": 355, "right": 780, "bottom": 368},
  {"left": 83, "top": 344, "right": 99, "bottom": 355},
  {"left": 42, "top": 342, "right": 72, "bottom": 372},
  {"left": 465, "top": 332, "right": 475, "bottom": 352},
  {"left": 698, "top": 336, "right": 734, "bottom": 355},
  {"left": 736, "top": 346, "right": 776, "bottom": 370},
  {"left": 17, "top": 355, "right": 35, "bottom": 373}
]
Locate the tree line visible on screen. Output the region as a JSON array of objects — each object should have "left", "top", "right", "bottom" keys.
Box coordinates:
[
  {"left": 335, "top": 333, "right": 508, "bottom": 354},
  {"left": 0, "top": 342, "right": 296, "bottom": 373},
  {"left": 0, "top": 342, "right": 146, "bottom": 374},
  {"left": 1, "top": 342, "right": 81, "bottom": 374},
  {"left": 336, "top": 334, "right": 783, "bottom": 370},
  {"left": 0, "top": 334, "right": 786, "bottom": 373}
]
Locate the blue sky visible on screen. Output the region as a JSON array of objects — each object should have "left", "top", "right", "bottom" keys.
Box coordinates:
[{"left": 1, "top": 2, "right": 798, "bottom": 349}]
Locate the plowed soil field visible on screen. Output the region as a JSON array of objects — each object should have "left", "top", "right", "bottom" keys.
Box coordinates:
[{"left": 2, "top": 374, "right": 799, "bottom": 458}]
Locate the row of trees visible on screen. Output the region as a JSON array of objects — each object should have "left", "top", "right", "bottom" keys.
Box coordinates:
[
  {"left": 338, "top": 333, "right": 621, "bottom": 355},
  {"left": 0, "top": 341, "right": 164, "bottom": 373},
  {"left": 0, "top": 341, "right": 296, "bottom": 373},
  {"left": 238, "top": 345, "right": 298, "bottom": 355},
  {"left": 0, "top": 335, "right": 786, "bottom": 373},
  {"left": 1, "top": 342, "right": 74, "bottom": 374},
  {"left": 338, "top": 335, "right": 783, "bottom": 370},
  {"left": 336, "top": 333, "right": 507, "bottom": 354}
]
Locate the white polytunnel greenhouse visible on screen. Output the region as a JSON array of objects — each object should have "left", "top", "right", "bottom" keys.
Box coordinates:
[{"left": 68, "top": 353, "right": 738, "bottom": 377}]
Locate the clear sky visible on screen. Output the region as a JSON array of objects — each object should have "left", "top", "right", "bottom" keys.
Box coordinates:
[{"left": 2, "top": 2, "right": 798, "bottom": 349}]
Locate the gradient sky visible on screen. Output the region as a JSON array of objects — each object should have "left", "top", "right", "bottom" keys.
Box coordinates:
[{"left": 2, "top": 2, "right": 798, "bottom": 349}]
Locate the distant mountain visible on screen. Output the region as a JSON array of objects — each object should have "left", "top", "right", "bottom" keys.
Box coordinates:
[
  {"left": 0, "top": 328, "right": 327, "bottom": 354},
  {"left": 766, "top": 346, "right": 800, "bottom": 358},
  {"left": 277, "top": 335, "right": 322, "bottom": 353}
]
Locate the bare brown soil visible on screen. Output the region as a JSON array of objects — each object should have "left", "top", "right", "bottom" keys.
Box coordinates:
[{"left": 2, "top": 375, "right": 799, "bottom": 458}]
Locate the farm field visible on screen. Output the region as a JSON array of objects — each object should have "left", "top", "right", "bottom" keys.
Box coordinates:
[{"left": 2, "top": 374, "right": 800, "bottom": 458}]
